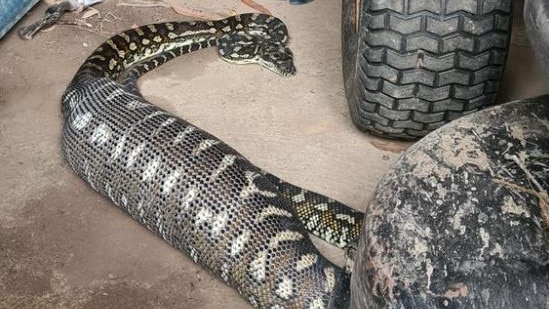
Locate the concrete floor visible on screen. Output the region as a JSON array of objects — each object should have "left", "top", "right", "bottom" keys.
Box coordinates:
[{"left": 0, "top": 0, "right": 548, "bottom": 308}]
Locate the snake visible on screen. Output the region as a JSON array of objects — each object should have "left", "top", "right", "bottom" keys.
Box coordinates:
[{"left": 59, "top": 11, "right": 363, "bottom": 308}]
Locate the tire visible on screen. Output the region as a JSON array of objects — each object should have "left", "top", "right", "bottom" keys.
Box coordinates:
[
  {"left": 342, "top": 0, "right": 513, "bottom": 139},
  {"left": 351, "top": 96, "right": 549, "bottom": 308},
  {"left": 524, "top": 0, "right": 549, "bottom": 77}
]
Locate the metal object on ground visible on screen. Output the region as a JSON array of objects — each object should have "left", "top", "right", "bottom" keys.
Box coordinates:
[
  {"left": 17, "top": 0, "right": 103, "bottom": 40},
  {"left": 0, "top": 0, "right": 40, "bottom": 40}
]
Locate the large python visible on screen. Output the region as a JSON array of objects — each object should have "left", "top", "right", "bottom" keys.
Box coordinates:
[{"left": 61, "top": 13, "right": 362, "bottom": 308}]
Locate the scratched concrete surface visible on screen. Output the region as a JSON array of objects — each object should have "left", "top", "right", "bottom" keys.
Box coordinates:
[{"left": 0, "top": 0, "right": 547, "bottom": 308}]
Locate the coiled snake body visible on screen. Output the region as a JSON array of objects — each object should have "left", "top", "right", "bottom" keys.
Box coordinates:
[{"left": 61, "top": 13, "right": 362, "bottom": 308}]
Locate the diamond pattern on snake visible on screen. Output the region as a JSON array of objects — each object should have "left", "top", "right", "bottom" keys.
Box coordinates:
[{"left": 61, "top": 13, "right": 362, "bottom": 308}]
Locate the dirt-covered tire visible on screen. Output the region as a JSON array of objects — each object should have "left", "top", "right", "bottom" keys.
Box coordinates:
[
  {"left": 350, "top": 96, "right": 549, "bottom": 308},
  {"left": 342, "top": 0, "right": 513, "bottom": 139}
]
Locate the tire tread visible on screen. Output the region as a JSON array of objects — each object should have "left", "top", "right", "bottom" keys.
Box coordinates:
[{"left": 343, "top": 0, "right": 512, "bottom": 139}]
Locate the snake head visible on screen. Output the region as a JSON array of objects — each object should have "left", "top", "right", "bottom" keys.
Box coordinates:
[
  {"left": 256, "top": 41, "right": 296, "bottom": 76},
  {"left": 218, "top": 34, "right": 296, "bottom": 76}
]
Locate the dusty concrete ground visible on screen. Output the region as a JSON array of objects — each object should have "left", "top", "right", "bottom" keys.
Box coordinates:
[{"left": 0, "top": 0, "right": 548, "bottom": 308}]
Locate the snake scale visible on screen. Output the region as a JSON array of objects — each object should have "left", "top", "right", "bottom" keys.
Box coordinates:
[{"left": 61, "top": 13, "right": 362, "bottom": 308}]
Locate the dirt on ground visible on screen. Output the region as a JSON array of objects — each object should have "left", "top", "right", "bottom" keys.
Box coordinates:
[{"left": 0, "top": 0, "right": 547, "bottom": 308}]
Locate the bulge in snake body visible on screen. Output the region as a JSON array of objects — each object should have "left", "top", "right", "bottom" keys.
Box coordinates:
[{"left": 61, "top": 13, "right": 354, "bottom": 308}]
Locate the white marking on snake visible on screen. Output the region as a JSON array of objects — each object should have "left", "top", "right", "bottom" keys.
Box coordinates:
[
  {"left": 231, "top": 229, "right": 251, "bottom": 257},
  {"left": 256, "top": 205, "right": 293, "bottom": 223},
  {"left": 174, "top": 126, "right": 197, "bottom": 144},
  {"left": 142, "top": 159, "right": 160, "bottom": 181},
  {"left": 240, "top": 171, "right": 277, "bottom": 198},
  {"left": 126, "top": 100, "right": 151, "bottom": 110},
  {"left": 108, "top": 59, "right": 117, "bottom": 71},
  {"left": 195, "top": 207, "right": 213, "bottom": 226},
  {"left": 189, "top": 247, "right": 199, "bottom": 262},
  {"left": 157, "top": 216, "right": 166, "bottom": 238},
  {"left": 111, "top": 195, "right": 120, "bottom": 207},
  {"left": 336, "top": 213, "right": 356, "bottom": 224},
  {"left": 181, "top": 187, "right": 198, "bottom": 210},
  {"left": 221, "top": 263, "right": 230, "bottom": 282},
  {"left": 89, "top": 123, "right": 112, "bottom": 145},
  {"left": 306, "top": 214, "right": 320, "bottom": 231},
  {"left": 84, "top": 160, "right": 95, "bottom": 190},
  {"left": 160, "top": 117, "right": 176, "bottom": 127},
  {"left": 193, "top": 139, "right": 220, "bottom": 156},
  {"left": 248, "top": 297, "right": 259, "bottom": 308},
  {"left": 105, "top": 183, "right": 113, "bottom": 201},
  {"left": 88, "top": 54, "right": 106, "bottom": 61},
  {"left": 71, "top": 112, "right": 93, "bottom": 130},
  {"left": 126, "top": 143, "right": 145, "bottom": 168},
  {"left": 121, "top": 194, "right": 128, "bottom": 208},
  {"left": 120, "top": 32, "right": 130, "bottom": 43},
  {"left": 106, "top": 39, "right": 117, "bottom": 50},
  {"left": 249, "top": 251, "right": 267, "bottom": 282},
  {"left": 269, "top": 231, "right": 304, "bottom": 248},
  {"left": 176, "top": 28, "right": 218, "bottom": 37},
  {"left": 321, "top": 229, "right": 334, "bottom": 244},
  {"left": 136, "top": 200, "right": 145, "bottom": 218},
  {"left": 211, "top": 212, "right": 229, "bottom": 237},
  {"left": 211, "top": 154, "right": 237, "bottom": 180},
  {"left": 110, "top": 135, "right": 126, "bottom": 162},
  {"left": 64, "top": 90, "right": 78, "bottom": 110},
  {"left": 309, "top": 297, "right": 325, "bottom": 309},
  {"left": 339, "top": 227, "right": 349, "bottom": 247},
  {"left": 144, "top": 111, "right": 166, "bottom": 120},
  {"left": 291, "top": 190, "right": 306, "bottom": 203},
  {"left": 314, "top": 203, "right": 329, "bottom": 211},
  {"left": 276, "top": 276, "right": 294, "bottom": 300},
  {"left": 296, "top": 253, "right": 318, "bottom": 272},
  {"left": 152, "top": 118, "right": 177, "bottom": 137},
  {"left": 324, "top": 267, "right": 335, "bottom": 292},
  {"left": 163, "top": 169, "right": 181, "bottom": 194}
]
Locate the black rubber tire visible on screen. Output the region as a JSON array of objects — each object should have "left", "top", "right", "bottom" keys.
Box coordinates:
[
  {"left": 342, "top": 0, "right": 513, "bottom": 139},
  {"left": 350, "top": 96, "right": 549, "bottom": 308},
  {"left": 524, "top": 0, "right": 549, "bottom": 77}
]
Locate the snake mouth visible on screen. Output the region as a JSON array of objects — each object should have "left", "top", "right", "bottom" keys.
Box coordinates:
[
  {"left": 260, "top": 59, "right": 296, "bottom": 77},
  {"left": 282, "top": 62, "right": 297, "bottom": 76},
  {"left": 279, "top": 65, "right": 296, "bottom": 77}
]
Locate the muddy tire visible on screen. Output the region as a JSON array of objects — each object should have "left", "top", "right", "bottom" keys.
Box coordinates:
[
  {"left": 350, "top": 96, "right": 549, "bottom": 308},
  {"left": 342, "top": 0, "right": 513, "bottom": 139}
]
